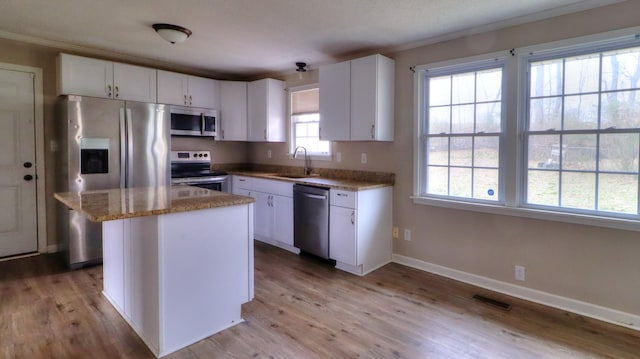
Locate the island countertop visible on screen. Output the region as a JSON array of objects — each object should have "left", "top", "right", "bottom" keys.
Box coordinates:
[{"left": 54, "top": 185, "right": 255, "bottom": 222}]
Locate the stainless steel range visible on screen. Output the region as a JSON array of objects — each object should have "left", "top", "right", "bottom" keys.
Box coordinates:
[{"left": 170, "top": 151, "right": 229, "bottom": 192}]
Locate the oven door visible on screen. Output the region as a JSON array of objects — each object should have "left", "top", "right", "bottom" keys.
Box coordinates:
[{"left": 172, "top": 176, "right": 229, "bottom": 192}]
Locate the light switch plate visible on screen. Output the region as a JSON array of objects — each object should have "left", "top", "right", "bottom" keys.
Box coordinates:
[
  {"left": 361, "top": 153, "right": 367, "bottom": 164},
  {"left": 336, "top": 152, "right": 342, "bottom": 162}
]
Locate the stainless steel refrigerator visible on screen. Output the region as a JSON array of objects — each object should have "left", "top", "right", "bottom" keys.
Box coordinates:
[{"left": 56, "top": 96, "right": 170, "bottom": 268}]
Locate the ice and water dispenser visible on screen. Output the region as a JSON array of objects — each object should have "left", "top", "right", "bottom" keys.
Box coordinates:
[{"left": 80, "top": 137, "right": 109, "bottom": 174}]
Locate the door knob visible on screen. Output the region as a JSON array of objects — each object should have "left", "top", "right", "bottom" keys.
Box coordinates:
[
  {"left": 24, "top": 174, "right": 33, "bottom": 181},
  {"left": 23, "top": 162, "right": 32, "bottom": 168}
]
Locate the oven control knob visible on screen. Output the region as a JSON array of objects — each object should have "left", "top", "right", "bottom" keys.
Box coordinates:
[{"left": 203, "top": 153, "right": 208, "bottom": 157}]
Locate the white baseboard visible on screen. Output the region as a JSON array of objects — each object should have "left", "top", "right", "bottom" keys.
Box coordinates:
[{"left": 392, "top": 254, "right": 640, "bottom": 331}]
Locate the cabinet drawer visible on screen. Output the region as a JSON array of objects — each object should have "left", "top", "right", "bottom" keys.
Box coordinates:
[
  {"left": 252, "top": 178, "right": 293, "bottom": 197},
  {"left": 232, "top": 176, "right": 253, "bottom": 191},
  {"left": 330, "top": 190, "right": 356, "bottom": 208}
]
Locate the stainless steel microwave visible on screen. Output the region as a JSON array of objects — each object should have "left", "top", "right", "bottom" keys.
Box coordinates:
[{"left": 170, "top": 106, "right": 217, "bottom": 137}]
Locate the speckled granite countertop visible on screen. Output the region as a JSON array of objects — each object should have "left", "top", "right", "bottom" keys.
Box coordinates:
[
  {"left": 54, "top": 185, "right": 255, "bottom": 222},
  {"left": 229, "top": 171, "right": 392, "bottom": 191}
]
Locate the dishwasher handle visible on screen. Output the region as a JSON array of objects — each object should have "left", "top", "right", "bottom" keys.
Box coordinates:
[{"left": 299, "top": 193, "right": 327, "bottom": 200}]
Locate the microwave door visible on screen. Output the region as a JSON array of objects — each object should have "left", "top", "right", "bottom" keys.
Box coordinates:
[{"left": 171, "top": 112, "right": 202, "bottom": 136}]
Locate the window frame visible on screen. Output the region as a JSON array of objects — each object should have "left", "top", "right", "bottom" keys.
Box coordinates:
[
  {"left": 415, "top": 55, "right": 508, "bottom": 205},
  {"left": 521, "top": 42, "right": 640, "bottom": 219},
  {"left": 412, "top": 27, "right": 640, "bottom": 232},
  {"left": 288, "top": 83, "right": 331, "bottom": 160}
]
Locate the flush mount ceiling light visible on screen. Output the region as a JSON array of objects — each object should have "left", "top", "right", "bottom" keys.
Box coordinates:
[
  {"left": 295, "top": 62, "right": 307, "bottom": 72},
  {"left": 152, "top": 23, "right": 192, "bottom": 44}
]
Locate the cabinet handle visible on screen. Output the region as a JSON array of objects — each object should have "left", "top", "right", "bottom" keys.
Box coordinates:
[
  {"left": 189, "top": 95, "right": 193, "bottom": 106},
  {"left": 319, "top": 127, "right": 322, "bottom": 140},
  {"left": 239, "top": 179, "right": 246, "bottom": 182},
  {"left": 107, "top": 85, "right": 112, "bottom": 97},
  {"left": 351, "top": 211, "right": 355, "bottom": 225},
  {"left": 264, "top": 129, "right": 267, "bottom": 140},
  {"left": 115, "top": 86, "right": 119, "bottom": 98},
  {"left": 371, "top": 124, "right": 375, "bottom": 139},
  {"left": 184, "top": 94, "right": 188, "bottom": 105},
  {"left": 221, "top": 130, "right": 225, "bottom": 139},
  {"left": 337, "top": 193, "right": 348, "bottom": 197}
]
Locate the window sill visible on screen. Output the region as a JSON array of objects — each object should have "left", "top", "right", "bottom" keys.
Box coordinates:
[{"left": 411, "top": 196, "right": 640, "bottom": 232}]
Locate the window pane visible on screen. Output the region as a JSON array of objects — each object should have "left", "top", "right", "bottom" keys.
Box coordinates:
[
  {"left": 563, "top": 94, "right": 599, "bottom": 130},
  {"left": 529, "top": 97, "right": 562, "bottom": 131},
  {"left": 564, "top": 54, "right": 600, "bottom": 94},
  {"left": 429, "top": 76, "right": 451, "bottom": 106},
  {"left": 476, "top": 102, "right": 501, "bottom": 133},
  {"left": 429, "top": 106, "right": 450, "bottom": 134},
  {"left": 561, "top": 172, "right": 595, "bottom": 210},
  {"left": 473, "top": 168, "right": 499, "bottom": 201},
  {"left": 562, "top": 134, "right": 596, "bottom": 171},
  {"left": 474, "top": 136, "right": 499, "bottom": 168},
  {"left": 476, "top": 68, "right": 502, "bottom": 103},
  {"left": 308, "top": 123, "right": 319, "bottom": 137},
  {"left": 527, "top": 170, "right": 559, "bottom": 206},
  {"left": 599, "top": 133, "right": 639, "bottom": 173},
  {"left": 598, "top": 173, "right": 638, "bottom": 214},
  {"left": 295, "top": 122, "right": 307, "bottom": 137},
  {"left": 451, "top": 104, "right": 474, "bottom": 133},
  {"left": 427, "top": 137, "right": 449, "bottom": 166},
  {"left": 601, "top": 90, "right": 640, "bottom": 129},
  {"left": 530, "top": 59, "right": 563, "bottom": 97},
  {"left": 601, "top": 47, "right": 640, "bottom": 91},
  {"left": 427, "top": 166, "right": 448, "bottom": 195},
  {"left": 450, "top": 167, "right": 471, "bottom": 197},
  {"left": 452, "top": 73, "right": 475, "bottom": 104},
  {"left": 450, "top": 137, "right": 472, "bottom": 166},
  {"left": 528, "top": 135, "right": 560, "bottom": 169}
]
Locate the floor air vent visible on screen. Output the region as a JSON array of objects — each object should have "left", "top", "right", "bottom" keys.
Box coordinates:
[{"left": 472, "top": 294, "right": 512, "bottom": 311}]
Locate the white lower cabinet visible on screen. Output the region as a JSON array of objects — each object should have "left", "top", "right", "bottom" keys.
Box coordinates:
[
  {"left": 232, "top": 176, "right": 297, "bottom": 253},
  {"left": 329, "top": 187, "right": 393, "bottom": 276}
]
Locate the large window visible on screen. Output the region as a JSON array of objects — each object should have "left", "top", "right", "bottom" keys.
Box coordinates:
[
  {"left": 289, "top": 85, "right": 330, "bottom": 156},
  {"left": 414, "top": 31, "right": 640, "bottom": 229},
  {"left": 420, "top": 60, "right": 505, "bottom": 202},
  {"left": 524, "top": 46, "right": 640, "bottom": 217}
]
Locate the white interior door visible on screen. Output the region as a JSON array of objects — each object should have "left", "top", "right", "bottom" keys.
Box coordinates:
[{"left": 0, "top": 68, "right": 37, "bottom": 257}]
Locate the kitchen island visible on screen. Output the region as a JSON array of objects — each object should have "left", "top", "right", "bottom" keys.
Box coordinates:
[{"left": 54, "top": 186, "right": 255, "bottom": 358}]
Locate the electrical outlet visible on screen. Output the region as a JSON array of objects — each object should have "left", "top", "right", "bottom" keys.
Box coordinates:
[
  {"left": 515, "top": 265, "right": 525, "bottom": 281},
  {"left": 404, "top": 229, "right": 411, "bottom": 241},
  {"left": 267, "top": 149, "right": 272, "bottom": 159},
  {"left": 336, "top": 152, "right": 342, "bottom": 162},
  {"left": 392, "top": 227, "right": 399, "bottom": 238},
  {"left": 361, "top": 153, "right": 367, "bottom": 164}
]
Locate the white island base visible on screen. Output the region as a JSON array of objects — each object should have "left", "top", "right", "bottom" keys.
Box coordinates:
[{"left": 101, "top": 204, "right": 254, "bottom": 357}]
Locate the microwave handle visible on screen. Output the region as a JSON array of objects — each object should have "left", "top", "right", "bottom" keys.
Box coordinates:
[{"left": 201, "top": 113, "right": 205, "bottom": 135}]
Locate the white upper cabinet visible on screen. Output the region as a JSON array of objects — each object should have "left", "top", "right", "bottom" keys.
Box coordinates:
[
  {"left": 247, "top": 78, "right": 286, "bottom": 142},
  {"left": 57, "top": 53, "right": 157, "bottom": 103},
  {"left": 218, "top": 80, "right": 248, "bottom": 141},
  {"left": 157, "top": 70, "right": 218, "bottom": 109},
  {"left": 319, "top": 54, "right": 395, "bottom": 141},
  {"left": 319, "top": 61, "right": 351, "bottom": 141}
]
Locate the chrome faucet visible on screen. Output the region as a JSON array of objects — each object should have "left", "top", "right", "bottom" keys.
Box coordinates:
[{"left": 293, "top": 146, "right": 311, "bottom": 176}]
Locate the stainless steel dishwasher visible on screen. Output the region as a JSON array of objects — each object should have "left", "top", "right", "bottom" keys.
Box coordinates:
[{"left": 293, "top": 184, "right": 330, "bottom": 259}]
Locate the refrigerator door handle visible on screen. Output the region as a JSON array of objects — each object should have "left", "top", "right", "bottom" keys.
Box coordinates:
[
  {"left": 126, "top": 108, "right": 134, "bottom": 187},
  {"left": 119, "top": 108, "right": 127, "bottom": 188}
]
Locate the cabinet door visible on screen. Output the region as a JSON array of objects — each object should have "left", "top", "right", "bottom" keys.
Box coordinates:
[
  {"left": 319, "top": 61, "right": 350, "bottom": 141},
  {"left": 188, "top": 76, "right": 218, "bottom": 109},
  {"left": 247, "top": 79, "right": 268, "bottom": 141},
  {"left": 329, "top": 206, "right": 357, "bottom": 266},
  {"left": 272, "top": 194, "right": 293, "bottom": 246},
  {"left": 350, "top": 55, "right": 378, "bottom": 140},
  {"left": 113, "top": 63, "right": 157, "bottom": 103},
  {"left": 219, "top": 81, "right": 248, "bottom": 141},
  {"left": 265, "top": 79, "right": 286, "bottom": 142},
  {"left": 58, "top": 54, "right": 113, "bottom": 98},
  {"left": 351, "top": 54, "right": 394, "bottom": 141},
  {"left": 157, "top": 70, "right": 188, "bottom": 106},
  {"left": 253, "top": 192, "right": 272, "bottom": 243}
]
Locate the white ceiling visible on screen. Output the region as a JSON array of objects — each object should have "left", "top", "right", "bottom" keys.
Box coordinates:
[{"left": 0, "top": 0, "right": 622, "bottom": 78}]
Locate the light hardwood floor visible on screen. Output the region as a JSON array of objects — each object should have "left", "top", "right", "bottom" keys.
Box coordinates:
[{"left": 2, "top": 242, "right": 639, "bottom": 358}]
